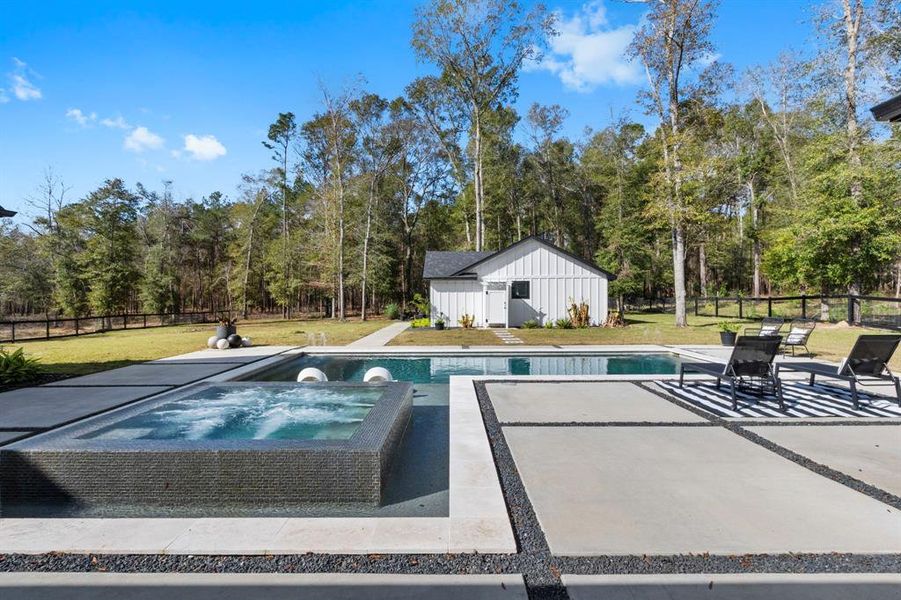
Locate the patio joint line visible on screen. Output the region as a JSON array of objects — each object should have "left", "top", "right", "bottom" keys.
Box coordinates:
[{"left": 635, "top": 381, "right": 901, "bottom": 512}]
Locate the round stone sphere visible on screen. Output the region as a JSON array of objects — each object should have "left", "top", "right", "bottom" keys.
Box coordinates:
[
  {"left": 241, "top": 337, "right": 252, "bottom": 347},
  {"left": 207, "top": 335, "right": 219, "bottom": 349},
  {"left": 227, "top": 334, "right": 242, "bottom": 348},
  {"left": 216, "top": 338, "right": 230, "bottom": 350}
]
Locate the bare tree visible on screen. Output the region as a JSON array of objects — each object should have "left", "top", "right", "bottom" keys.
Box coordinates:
[
  {"left": 630, "top": 0, "right": 719, "bottom": 327},
  {"left": 411, "top": 0, "right": 554, "bottom": 251}
]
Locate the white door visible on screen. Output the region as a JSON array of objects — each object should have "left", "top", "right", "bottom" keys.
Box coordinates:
[{"left": 486, "top": 289, "right": 506, "bottom": 326}]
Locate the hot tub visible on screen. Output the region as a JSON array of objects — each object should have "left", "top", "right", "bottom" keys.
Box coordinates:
[{"left": 0, "top": 381, "right": 413, "bottom": 513}]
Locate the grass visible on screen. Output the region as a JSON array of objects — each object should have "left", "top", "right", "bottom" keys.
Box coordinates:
[
  {"left": 2, "top": 318, "right": 388, "bottom": 377},
  {"left": 390, "top": 313, "right": 901, "bottom": 369},
  {"left": 6, "top": 312, "right": 898, "bottom": 379}
]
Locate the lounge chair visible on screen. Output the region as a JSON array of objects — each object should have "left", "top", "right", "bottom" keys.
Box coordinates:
[
  {"left": 781, "top": 318, "right": 816, "bottom": 356},
  {"left": 743, "top": 316, "right": 784, "bottom": 337},
  {"left": 679, "top": 336, "right": 785, "bottom": 411},
  {"left": 775, "top": 334, "right": 901, "bottom": 409}
]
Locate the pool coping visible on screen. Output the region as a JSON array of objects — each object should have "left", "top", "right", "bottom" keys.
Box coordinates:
[
  {"left": 3, "top": 343, "right": 892, "bottom": 555},
  {"left": 0, "top": 371, "right": 516, "bottom": 555}
]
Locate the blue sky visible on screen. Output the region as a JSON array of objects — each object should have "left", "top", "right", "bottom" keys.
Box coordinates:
[{"left": 0, "top": 0, "right": 816, "bottom": 218}]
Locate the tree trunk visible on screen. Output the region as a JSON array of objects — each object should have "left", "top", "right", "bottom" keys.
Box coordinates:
[
  {"left": 698, "top": 243, "right": 708, "bottom": 298},
  {"left": 360, "top": 177, "right": 377, "bottom": 321},
  {"left": 672, "top": 224, "right": 687, "bottom": 327},
  {"left": 842, "top": 0, "right": 863, "bottom": 204},
  {"left": 472, "top": 110, "right": 484, "bottom": 251}
]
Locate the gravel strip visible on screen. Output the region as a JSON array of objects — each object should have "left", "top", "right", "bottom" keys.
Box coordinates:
[{"left": 4, "top": 377, "right": 901, "bottom": 600}]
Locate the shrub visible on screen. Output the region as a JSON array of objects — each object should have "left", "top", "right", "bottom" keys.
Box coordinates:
[
  {"left": 458, "top": 313, "right": 475, "bottom": 328},
  {"left": 385, "top": 303, "right": 401, "bottom": 320},
  {"left": 544, "top": 320, "right": 555, "bottom": 329},
  {"left": 410, "top": 317, "right": 431, "bottom": 328},
  {"left": 555, "top": 318, "right": 574, "bottom": 329},
  {"left": 520, "top": 319, "right": 539, "bottom": 329},
  {"left": 0, "top": 348, "right": 43, "bottom": 385},
  {"left": 567, "top": 299, "right": 590, "bottom": 328},
  {"left": 411, "top": 293, "right": 430, "bottom": 318}
]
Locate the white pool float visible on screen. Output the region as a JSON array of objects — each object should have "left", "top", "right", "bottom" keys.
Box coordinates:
[
  {"left": 242, "top": 336, "right": 252, "bottom": 347},
  {"left": 363, "top": 367, "right": 394, "bottom": 383},
  {"left": 215, "top": 338, "right": 230, "bottom": 350},
  {"left": 207, "top": 335, "right": 219, "bottom": 349},
  {"left": 296, "top": 367, "right": 328, "bottom": 382}
]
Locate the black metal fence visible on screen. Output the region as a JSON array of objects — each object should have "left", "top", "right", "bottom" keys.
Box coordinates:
[
  {"left": 623, "top": 294, "right": 901, "bottom": 330},
  {"left": 0, "top": 311, "right": 215, "bottom": 343},
  {"left": 693, "top": 294, "right": 901, "bottom": 330}
]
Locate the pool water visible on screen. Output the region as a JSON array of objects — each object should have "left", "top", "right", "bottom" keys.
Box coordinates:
[
  {"left": 251, "top": 353, "right": 682, "bottom": 385},
  {"left": 81, "top": 384, "right": 381, "bottom": 441}
]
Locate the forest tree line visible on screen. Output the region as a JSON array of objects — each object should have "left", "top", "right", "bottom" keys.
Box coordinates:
[{"left": 0, "top": 0, "right": 899, "bottom": 326}]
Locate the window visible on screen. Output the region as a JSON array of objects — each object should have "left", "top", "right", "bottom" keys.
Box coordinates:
[{"left": 511, "top": 281, "right": 530, "bottom": 299}]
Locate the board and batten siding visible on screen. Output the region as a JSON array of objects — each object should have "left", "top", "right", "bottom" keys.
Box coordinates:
[
  {"left": 471, "top": 238, "right": 608, "bottom": 327},
  {"left": 429, "top": 279, "right": 483, "bottom": 327},
  {"left": 428, "top": 238, "right": 609, "bottom": 328}
]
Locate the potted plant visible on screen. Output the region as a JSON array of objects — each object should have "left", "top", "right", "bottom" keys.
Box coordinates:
[
  {"left": 435, "top": 318, "right": 446, "bottom": 331},
  {"left": 718, "top": 321, "right": 739, "bottom": 346},
  {"left": 216, "top": 316, "right": 237, "bottom": 340}
]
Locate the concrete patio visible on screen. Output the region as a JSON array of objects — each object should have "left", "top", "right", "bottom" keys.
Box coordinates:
[{"left": 1, "top": 340, "right": 899, "bottom": 598}]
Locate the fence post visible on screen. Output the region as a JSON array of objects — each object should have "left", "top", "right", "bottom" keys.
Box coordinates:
[
  {"left": 738, "top": 297, "right": 743, "bottom": 319},
  {"left": 694, "top": 297, "right": 699, "bottom": 316},
  {"left": 801, "top": 294, "right": 807, "bottom": 318},
  {"left": 46, "top": 318, "right": 50, "bottom": 339},
  {"left": 10, "top": 322, "right": 15, "bottom": 343},
  {"left": 767, "top": 297, "right": 772, "bottom": 317},
  {"left": 847, "top": 294, "right": 859, "bottom": 326},
  {"left": 714, "top": 296, "right": 719, "bottom": 318},
  {"left": 143, "top": 313, "right": 147, "bottom": 328},
  {"left": 123, "top": 313, "right": 128, "bottom": 330},
  {"left": 75, "top": 317, "right": 79, "bottom": 336}
]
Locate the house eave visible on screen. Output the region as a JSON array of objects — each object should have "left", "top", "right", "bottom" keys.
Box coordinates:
[{"left": 871, "top": 94, "right": 901, "bottom": 122}]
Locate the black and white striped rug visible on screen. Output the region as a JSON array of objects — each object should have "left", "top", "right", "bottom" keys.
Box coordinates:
[{"left": 656, "top": 380, "right": 901, "bottom": 418}]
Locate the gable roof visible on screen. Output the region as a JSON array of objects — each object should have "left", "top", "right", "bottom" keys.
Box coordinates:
[
  {"left": 423, "top": 236, "right": 616, "bottom": 280},
  {"left": 422, "top": 250, "right": 495, "bottom": 278}
]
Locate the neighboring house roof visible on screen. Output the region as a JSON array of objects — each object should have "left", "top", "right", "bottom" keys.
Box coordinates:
[
  {"left": 423, "top": 236, "right": 616, "bottom": 280},
  {"left": 871, "top": 94, "right": 901, "bottom": 122},
  {"left": 423, "top": 251, "right": 495, "bottom": 278},
  {"left": 0, "top": 205, "right": 16, "bottom": 218}
]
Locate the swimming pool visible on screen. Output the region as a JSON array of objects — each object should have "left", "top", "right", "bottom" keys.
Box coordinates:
[{"left": 249, "top": 352, "right": 683, "bottom": 384}]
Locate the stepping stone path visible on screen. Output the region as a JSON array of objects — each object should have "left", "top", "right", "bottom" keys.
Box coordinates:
[{"left": 493, "top": 329, "right": 523, "bottom": 344}]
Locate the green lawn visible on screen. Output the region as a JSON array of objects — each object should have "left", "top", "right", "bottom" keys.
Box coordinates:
[
  {"left": 6, "top": 312, "right": 898, "bottom": 380},
  {"left": 390, "top": 313, "right": 901, "bottom": 369},
  {"left": 3, "top": 318, "right": 387, "bottom": 377}
]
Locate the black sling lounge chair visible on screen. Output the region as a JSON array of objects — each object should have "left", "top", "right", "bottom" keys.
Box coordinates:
[
  {"left": 775, "top": 334, "right": 901, "bottom": 409},
  {"left": 744, "top": 317, "right": 784, "bottom": 337},
  {"left": 679, "top": 336, "right": 785, "bottom": 411}
]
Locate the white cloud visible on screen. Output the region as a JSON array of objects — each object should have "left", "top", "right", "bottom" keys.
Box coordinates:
[
  {"left": 181, "top": 134, "right": 227, "bottom": 161},
  {"left": 124, "top": 126, "right": 164, "bottom": 152},
  {"left": 0, "top": 89, "right": 8, "bottom": 104},
  {"left": 697, "top": 51, "right": 721, "bottom": 68},
  {"left": 100, "top": 115, "right": 130, "bottom": 129},
  {"left": 8, "top": 58, "right": 42, "bottom": 101},
  {"left": 526, "top": 1, "right": 641, "bottom": 92},
  {"left": 65, "top": 108, "right": 96, "bottom": 127}
]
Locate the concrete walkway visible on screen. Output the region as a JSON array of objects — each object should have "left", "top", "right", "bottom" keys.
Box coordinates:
[
  {"left": 346, "top": 321, "right": 411, "bottom": 347},
  {"left": 564, "top": 574, "right": 901, "bottom": 600},
  {"left": 0, "top": 573, "right": 527, "bottom": 600}
]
